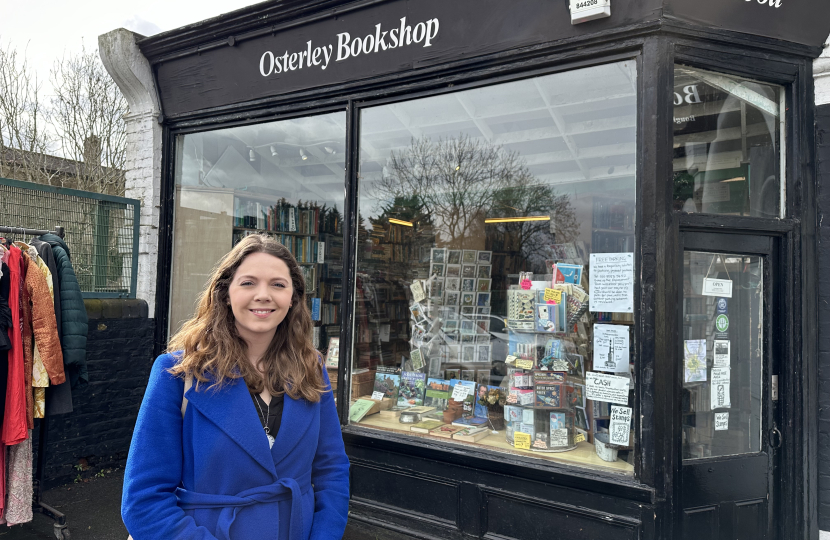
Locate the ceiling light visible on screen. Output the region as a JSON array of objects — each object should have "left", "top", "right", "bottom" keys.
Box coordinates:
[
  {"left": 721, "top": 177, "right": 746, "bottom": 183},
  {"left": 485, "top": 216, "right": 551, "bottom": 224},
  {"left": 324, "top": 146, "right": 335, "bottom": 155},
  {"left": 300, "top": 148, "right": 308, "bottom": 161},
  {"left": 389, "top": 218, "right": 414, "bottom": 227},
  {"left": 248, "top": 148, "right": 256, "bottom": 162},
  {"left": 455, "top": 165, "right": 461, "bottom": 171},
  {"left": 270, "top": 145, "right": 279, "bottom": 157}
]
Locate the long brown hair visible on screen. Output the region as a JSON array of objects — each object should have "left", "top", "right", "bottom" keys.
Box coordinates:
[{"left": 168, "top": 234, "right": 326, "bottom": 402}]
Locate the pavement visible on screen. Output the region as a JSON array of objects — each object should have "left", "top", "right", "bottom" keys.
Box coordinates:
[{"left": 0, "top": 470, "right": 419, "bottom": 540}]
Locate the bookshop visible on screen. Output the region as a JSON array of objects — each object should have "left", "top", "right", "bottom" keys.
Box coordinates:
[{"left": 139, "top": 0, "right": 829, "bottom": 538}]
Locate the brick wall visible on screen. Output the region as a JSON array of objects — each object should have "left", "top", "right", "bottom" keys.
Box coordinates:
[
  {"left": 818, "top": 104, "right": 830, "bottom": 531},
  {"left": 34, "top": 299, "right": 156, "bottom": 488}
]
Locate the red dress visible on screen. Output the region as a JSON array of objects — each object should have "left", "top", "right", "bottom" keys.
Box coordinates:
[{"left": 3, "top": 246, "right": 28, "bottom": 446}]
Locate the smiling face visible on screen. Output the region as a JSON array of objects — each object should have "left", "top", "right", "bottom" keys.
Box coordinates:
[{"left": 228, "top": 252, "right": 294, "bottom": 350}]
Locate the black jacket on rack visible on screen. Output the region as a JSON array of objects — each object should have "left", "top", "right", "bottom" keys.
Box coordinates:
[
  {"left": 31, "top": 238, "right": 72, "bottom": 414},
  {"left": 39, "top": 233, "right": 88, "bottom": 389}
]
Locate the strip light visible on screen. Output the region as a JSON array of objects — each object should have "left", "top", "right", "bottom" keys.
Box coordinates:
[
  {"left": 388, "top": 218, "right": 414, "bottom": 227},
  {"left": 485, "top": 216, "right": 551, "bottom": 224}
]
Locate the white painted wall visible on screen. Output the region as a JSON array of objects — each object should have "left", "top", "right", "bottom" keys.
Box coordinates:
[
  {"left": 816, "top": 35, "right": 830, "bottom": 106},
  {"left": 99, "top": 29, "right": 162, "bottom": 318}
]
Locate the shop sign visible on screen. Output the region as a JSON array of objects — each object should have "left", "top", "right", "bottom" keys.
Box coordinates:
[{"left": 702, "top": 278, "right": 732, "bottom": 298}]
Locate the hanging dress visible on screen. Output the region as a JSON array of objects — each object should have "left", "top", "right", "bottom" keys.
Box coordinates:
[
  {"left": 2, "top": 246, "right": 27, "bottom": 447},
  {"left": 15, "top": 243, "right": 56, "bottom": 419}
]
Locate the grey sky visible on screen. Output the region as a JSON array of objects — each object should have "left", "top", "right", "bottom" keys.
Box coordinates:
[{"left": 0, "top": 0, "right": 264, "bottom": 97}]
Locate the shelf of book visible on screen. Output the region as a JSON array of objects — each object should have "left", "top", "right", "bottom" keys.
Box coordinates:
[{"left": 352, "top": 412, "right": 632, "bottom": 473}]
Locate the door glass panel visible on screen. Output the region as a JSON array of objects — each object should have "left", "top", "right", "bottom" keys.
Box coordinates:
[{"left": 682, "top": 251, "right": 763, "bottom": 460}]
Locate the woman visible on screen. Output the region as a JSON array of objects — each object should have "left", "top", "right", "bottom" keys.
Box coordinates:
[{"left": 122, "top": 235, "right": 350, "bottom": 540}]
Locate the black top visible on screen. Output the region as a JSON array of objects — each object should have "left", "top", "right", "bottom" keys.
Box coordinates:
[{"left": 250, "top": 390, "right": 285, "bottom": 440}]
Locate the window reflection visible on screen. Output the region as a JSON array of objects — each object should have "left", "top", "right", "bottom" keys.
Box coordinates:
[
  {"left": 673, "top": 66, "right": 783, "bottom": 217},
  {"left": 352, "top": 61, "right": 637, "bottom": 473},
  {"left": 171, "top": 113, "right": 346, "bottom": 348}
]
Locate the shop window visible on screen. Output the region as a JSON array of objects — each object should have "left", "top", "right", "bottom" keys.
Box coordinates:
[
  {"left": 170, "top": 112, "right": 347, "bottom": 353},
  {"left": 673, "top": 66, "right": 784, "bottom": 217},
  {"left": 349, "top": 61, "right": 638, "bottom": 474}
]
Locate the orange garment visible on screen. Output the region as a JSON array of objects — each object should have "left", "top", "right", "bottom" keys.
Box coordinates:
[
  {"left": 20, "top": 253, "right": 64, "bottom": 426},
  {"left": 2, "top": 246, "right": 28, "bottom": 446}
]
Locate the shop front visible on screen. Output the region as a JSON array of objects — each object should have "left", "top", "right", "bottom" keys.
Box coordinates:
[{"left": 133, "top": 1, "right": 829, "bottom": 538}]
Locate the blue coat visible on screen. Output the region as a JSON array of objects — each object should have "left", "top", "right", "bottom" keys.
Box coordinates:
[{"left": 122, "top": 353, "right": 350, "bottom": 540}]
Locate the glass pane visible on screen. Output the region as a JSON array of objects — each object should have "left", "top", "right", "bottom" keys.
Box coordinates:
[
  {"left": 682, "top": 251, "right": 763, "bottom": 460},
  {"left": 170, "top": 112, "right": 347, "bottom": 357},
  {"left": 673, "top": 66, "right": 783, "bottom": 218},
  {"left": 351, "top": 61, "right": 637, "bottom": 474}
]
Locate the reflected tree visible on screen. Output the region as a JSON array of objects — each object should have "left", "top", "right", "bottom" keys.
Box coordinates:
[{"left": 372, "top": 134, "right": 578, "bottom": 268}]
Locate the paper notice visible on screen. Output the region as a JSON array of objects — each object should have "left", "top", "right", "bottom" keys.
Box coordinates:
[
  {"left": 371, "top": 391, "right": 385, "bottom": 401},
  {"left": 410, "top": 281, "right": 426, "bottom": 302},
  {"left": 609, "top": 406, "right": 632, "bottom": 446},
  {"left": 513, "top": 432, "right": 531, "bottom": 450},
  {"left": 505, "top": 355, "right": 518, "bottom": 365},
  {"left": 550, "top": 428, "right": 569, "bottom": 447},
  {"left": 713, "top": 340, "right": 730, "bottom": 367},
  {"left": 684, "top": 339, "right": 707, "bottom": 382},
  {"left": 452, "top": 384, "right": 471, "bottom": 401},
  {"left": 585, "top": 372, "right": 630, "bottom": 405},
  {"left": 715, "top": 412, "right": 729, "bottom": 431},
  {"left": 379, "top": 324, "right": 391, "bottom": 342},
  {"left": 589, "top": 253, "right": 634, "bottom": 313},
  {"left": 593, "top": 324, "right": 630, "bottom": 373},
  {"left": 711, "top": 367, "right": 731, "bottom": 409}
]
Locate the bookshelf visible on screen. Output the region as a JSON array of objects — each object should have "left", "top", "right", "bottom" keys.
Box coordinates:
[{"left": 591, "top": 197, "right": 635, "bottom": 254}]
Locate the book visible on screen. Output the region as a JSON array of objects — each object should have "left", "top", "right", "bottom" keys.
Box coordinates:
[
  {"left": 410, "top": 419, "right": 446, "bottom": 433},
  {"left": 451, "top": 416, "right": 489, "bottom": 428},
  {"left": 424, "top": 378, "right": 451, "bottom": 410},
  {"left": 349, "top": 399, "right": 379, "bottom": 422},
  {"left": 428, "top": 424, "right": 466, "bottom": 438},
  {"left": 534, "top": 372, "right": 565, "bottom": 408},
  {"left": 397, "top": 371, "right": 427, "bottom": 407},
  {"left": 405, "top": 405, "right": 436, "bottom": 415},
  {"left": 373, "top": 366, "right": 401, "bottom": 401},
  {"left": 452, "top": 425, "right": 491, "bottom": 442}
]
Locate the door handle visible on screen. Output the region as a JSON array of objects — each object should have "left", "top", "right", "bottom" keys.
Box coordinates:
[{"left": 770, "top": 427, "right": 782, "bottom": 449}]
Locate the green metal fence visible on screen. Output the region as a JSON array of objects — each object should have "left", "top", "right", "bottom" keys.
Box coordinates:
[{"left": 0, "top": 177, "right": 140, "bottom": 298}]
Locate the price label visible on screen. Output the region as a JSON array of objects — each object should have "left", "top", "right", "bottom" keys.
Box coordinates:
[
  {"left": 513, "top": 432, "right": 531, "bottom": 449},
  {"left": 516, "top": 359, "right": 535, "bottom": 370},
  {"left": 574, "top": 432, "right": 586, "bottom": 444},
  {"left": 520, "top": 279, "right": 532, "bottom": 290},
  {"left": 452, "top": 384, "right": 471, "bottom": 401},
  {"left": 371, "top": 391, "right": 385, "bottom": 401},
  {"left": 544, "top": 288, "right": 562, "bottom": 304}
]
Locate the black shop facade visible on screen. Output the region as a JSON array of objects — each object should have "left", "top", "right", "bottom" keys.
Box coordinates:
[{"left": 137, "top": 1, "right": 830, "bottom": 538}]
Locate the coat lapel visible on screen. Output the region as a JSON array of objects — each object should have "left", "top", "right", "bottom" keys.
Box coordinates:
[
  {"left": 271, "top": 393, "right": 314, "bottom": 465},
  {"left": 185, "top": 378, "right": 277, "bottom": 478}
]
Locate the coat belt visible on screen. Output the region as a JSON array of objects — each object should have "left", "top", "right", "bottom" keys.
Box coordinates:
[{"left": 176, "top": 477, "right": 308, "bottom": 540}]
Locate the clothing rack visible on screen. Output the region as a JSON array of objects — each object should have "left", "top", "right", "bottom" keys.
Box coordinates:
[{"left": 0, "top": 226, "right": 69, "bottom": 539}]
